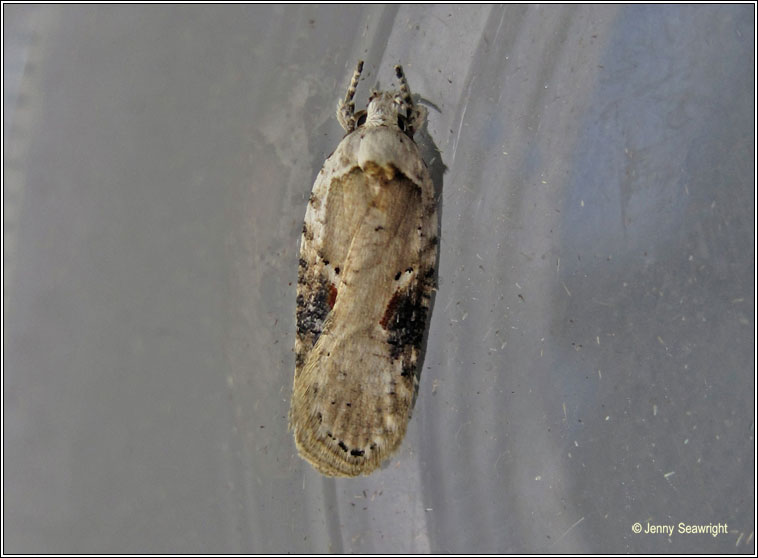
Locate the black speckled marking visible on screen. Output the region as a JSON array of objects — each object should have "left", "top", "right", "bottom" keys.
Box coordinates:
[
  {"left": 400, "top": 362, "right": 416, "bottom": 379},
  {"left": 382, "top": 288, "right": 428, "bottom": 361},
  {"left": 308, "top": 192, "right": 321, "bottom": 209},
  {"left": 296, "top": 276, "right": 335, "bottom": 346},
  {"left": 297, "top": 258, "right": 309, "bottom": 285},
  {"left": 295, "top": 351, "right": 306, "bottom": 368}
]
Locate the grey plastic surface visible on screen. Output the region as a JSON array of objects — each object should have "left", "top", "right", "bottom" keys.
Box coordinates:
[{"left": 3, "top": 4, "right": 755, "bottom": 554}]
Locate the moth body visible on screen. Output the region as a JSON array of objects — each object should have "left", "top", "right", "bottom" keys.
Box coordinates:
[{"left": 291, "top": 61, "right": 438, "bottom": 477}]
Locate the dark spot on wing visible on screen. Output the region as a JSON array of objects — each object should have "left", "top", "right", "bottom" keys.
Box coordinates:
[
  {"left": 296, "top": 276, "right": 335, "bottom": 346},
  {"left": 380, "top": 288, "right": 428, "bottom": 361}
]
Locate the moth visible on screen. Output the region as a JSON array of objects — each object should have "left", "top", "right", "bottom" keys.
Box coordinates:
[{"left": 290, "top": 61, "right": 438, "bottom": 477}]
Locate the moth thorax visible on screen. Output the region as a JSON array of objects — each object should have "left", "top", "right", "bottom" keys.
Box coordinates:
[{"left": 365, "top": 92, "right": 404, "bottom": 129}]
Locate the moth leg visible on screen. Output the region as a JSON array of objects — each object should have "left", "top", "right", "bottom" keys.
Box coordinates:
[
  {"left": 394, "top": 65, "right": 426, "bottom": 137},
  {"left": 337, "top": 60, "right": 364, "bottom": 133}
]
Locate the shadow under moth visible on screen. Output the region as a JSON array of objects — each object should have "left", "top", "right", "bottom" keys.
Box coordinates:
[{"left": 290, "top": 61, "right": 438, "bottom": 477}]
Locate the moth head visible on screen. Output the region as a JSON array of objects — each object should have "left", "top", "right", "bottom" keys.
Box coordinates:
[{"left": 359, "top": 91, "right": 411, "bottom": 135}]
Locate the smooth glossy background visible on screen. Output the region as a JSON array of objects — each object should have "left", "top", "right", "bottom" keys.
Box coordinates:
[{"left": 3, "top": 4, "right": 754, "bottom": 553}]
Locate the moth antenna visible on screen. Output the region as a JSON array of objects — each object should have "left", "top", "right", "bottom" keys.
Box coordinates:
[
  {"left": 345, "top": 60, "right": 364, "bottom": 107},
  {"left": 394, "top": 65, "right": 414, "bottom": 110},
  {"left": 337, "top": 60, "right": 364, "bottom": 132},
  {"left": 395, "top": 65, "right": 425, "bottom": 137}
]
